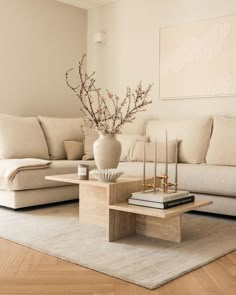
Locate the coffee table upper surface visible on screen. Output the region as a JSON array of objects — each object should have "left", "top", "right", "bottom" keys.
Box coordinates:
[
  {"left": 45, "top": 173, "right": 143, "bottom": 187},
  {"left": 46, "top": 173, "right": 212, "bottom": 219}
]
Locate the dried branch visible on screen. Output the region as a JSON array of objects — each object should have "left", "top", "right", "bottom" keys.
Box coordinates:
[{"left": 66, "top": 54, "right": 154, "bottom": 134}]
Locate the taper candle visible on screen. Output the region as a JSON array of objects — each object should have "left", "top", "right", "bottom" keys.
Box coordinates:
[
  {"left": 165, "top": 130, "right": 168, "bottom": 176},
  {"left": 175, "top": 138, "right": 178, "bottom": 185},
  {"left": 154, "top": 139, "right": 157, "bottom": 191},
  {"left": 143, "top": 141, "right": 146, "bottom": 191}
]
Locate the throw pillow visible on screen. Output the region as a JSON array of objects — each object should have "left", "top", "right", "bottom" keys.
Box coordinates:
[
  {"left": 0, "top": 114, "right": 49, "bottom": 159},
  {"left": 206, "top": 116, "right": 236, "bottom": 166},
  {"left": 145, "top": 118, "right": 212, "bottom": 164},
  {"left": 64, "top": 141, "right": 84, "bottom": 160},
  {"left": 117, "top": 134, "right": 147, "bottom": 161},
  {"left": 82, "top": 126, "right": 99, "bottom": 160},
  {"left": 131, "top": 140, "right": 177, "bottom": 162},
  {"left": 38, "top": 116, "right": 85, "bottom": 160}
]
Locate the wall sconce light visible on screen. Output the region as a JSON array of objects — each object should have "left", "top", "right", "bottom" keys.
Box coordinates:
[{"left": 94, "top": 32, "right": 106, "bottom": 44}]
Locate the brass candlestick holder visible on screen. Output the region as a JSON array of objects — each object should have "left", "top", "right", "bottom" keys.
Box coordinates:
[
  {"left": 142, "top": 174, "right": 178, "bottom": 194},
  {"left": 142, "top": 134, "right": 179, "bottom": 194}
]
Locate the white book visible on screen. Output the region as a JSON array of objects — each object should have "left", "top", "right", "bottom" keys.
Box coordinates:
[{"left": 130, "top": 189, "right": 189, "bottom": 203}]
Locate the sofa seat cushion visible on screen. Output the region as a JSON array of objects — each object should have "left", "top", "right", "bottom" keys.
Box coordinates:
[
  {"left": 117, "top": 162, "right": 236, "bottom": 197},
  {"left": 6, "top": 160, "right": 95, "bottom": 191},
  {"left": 0, "top": 186, "right": 79, "bottom": 209}
]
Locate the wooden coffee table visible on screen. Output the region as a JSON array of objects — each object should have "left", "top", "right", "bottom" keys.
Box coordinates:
[{"left": 46, "top": 174, "right": 212, "bottom": 243}]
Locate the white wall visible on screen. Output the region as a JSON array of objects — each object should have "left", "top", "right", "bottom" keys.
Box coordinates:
[
  {"left": 0, "top": 0, "right": 87, "bottom": 117},
  {"left": 87, "top": 0, "right": 236, "bottom": 133}
]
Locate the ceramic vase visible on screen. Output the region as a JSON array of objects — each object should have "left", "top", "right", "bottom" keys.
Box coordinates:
[{"left": 93, "top": 133, "right": 122, "bottom": 170}]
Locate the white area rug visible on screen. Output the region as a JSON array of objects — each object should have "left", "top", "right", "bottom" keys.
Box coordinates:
[{"left": 0, "top": 202, "right": 236, "bottom": 289}]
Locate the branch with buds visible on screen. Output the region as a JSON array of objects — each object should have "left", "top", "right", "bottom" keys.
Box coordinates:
[{"left": 66, "top": 55, "right": 154, "bottom": 134}]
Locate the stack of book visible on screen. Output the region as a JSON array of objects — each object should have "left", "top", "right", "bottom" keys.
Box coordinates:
[{"left": 128, "top": 190, "right": 195, "bottom": 209}]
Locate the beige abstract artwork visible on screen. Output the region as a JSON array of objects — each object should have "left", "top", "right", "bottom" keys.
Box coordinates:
[{"left": 160, "top": 14, "right": 236, "bottom": 99}]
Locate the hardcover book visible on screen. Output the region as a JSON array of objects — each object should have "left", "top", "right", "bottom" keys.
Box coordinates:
[{"left": 128, "top": 195, "right": 195, "bottom": 209}]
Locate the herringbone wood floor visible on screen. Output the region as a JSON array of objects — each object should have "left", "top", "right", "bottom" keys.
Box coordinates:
[{"left": 0, "top": 238, "right": 235, "bottom": 295}]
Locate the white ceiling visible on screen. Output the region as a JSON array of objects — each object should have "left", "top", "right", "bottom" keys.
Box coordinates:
[{"left": 57, "top": 0, "right": 117, "bottom": 10}]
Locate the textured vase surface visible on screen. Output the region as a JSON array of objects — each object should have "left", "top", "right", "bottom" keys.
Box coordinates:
[{"left": 93, "top": 133, "right": 122, "bottom": 170}]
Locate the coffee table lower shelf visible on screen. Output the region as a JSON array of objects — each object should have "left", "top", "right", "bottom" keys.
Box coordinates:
[{"left": 108, "top": 200, "right": 212, "bottom": 243}]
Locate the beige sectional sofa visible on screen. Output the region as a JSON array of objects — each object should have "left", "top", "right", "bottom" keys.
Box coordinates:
[
  {"left": 0, "top": 114, "right": 235, "bottom": 217},
  {"left": 0, "top": 115, "right": 85, "bottom": 208}
]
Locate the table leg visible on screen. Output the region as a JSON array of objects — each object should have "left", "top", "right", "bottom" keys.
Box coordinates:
[
  {"left": 108, "top": 209, "right": 136, "bottom": 242},
  {"left": 136, "top": 214, "right": 182, "bottom": 242},
  {"left": 79, "top": 184, "right": 108, "bottom": 226}
]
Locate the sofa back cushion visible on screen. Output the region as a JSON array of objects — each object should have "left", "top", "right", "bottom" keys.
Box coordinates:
[
  {"left": 0, "top": 114, "right": 49, "bottom": 159},
  {"left": 145, "top": 118, "right": 212, "bottom": 164},
  {"left": 38, "top": 116, "right": 84, "bottom": 160},
  {"left": 131, "top": 140, "right": 177, "bottom": 163},
  {"left": 206, "top": 116, "right": 236, "bottom": 166}
]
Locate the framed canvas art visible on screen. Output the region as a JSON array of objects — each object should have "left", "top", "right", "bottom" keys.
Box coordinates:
[{"left": 160, "top": 14, "right": 236, "bottom": 99}]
